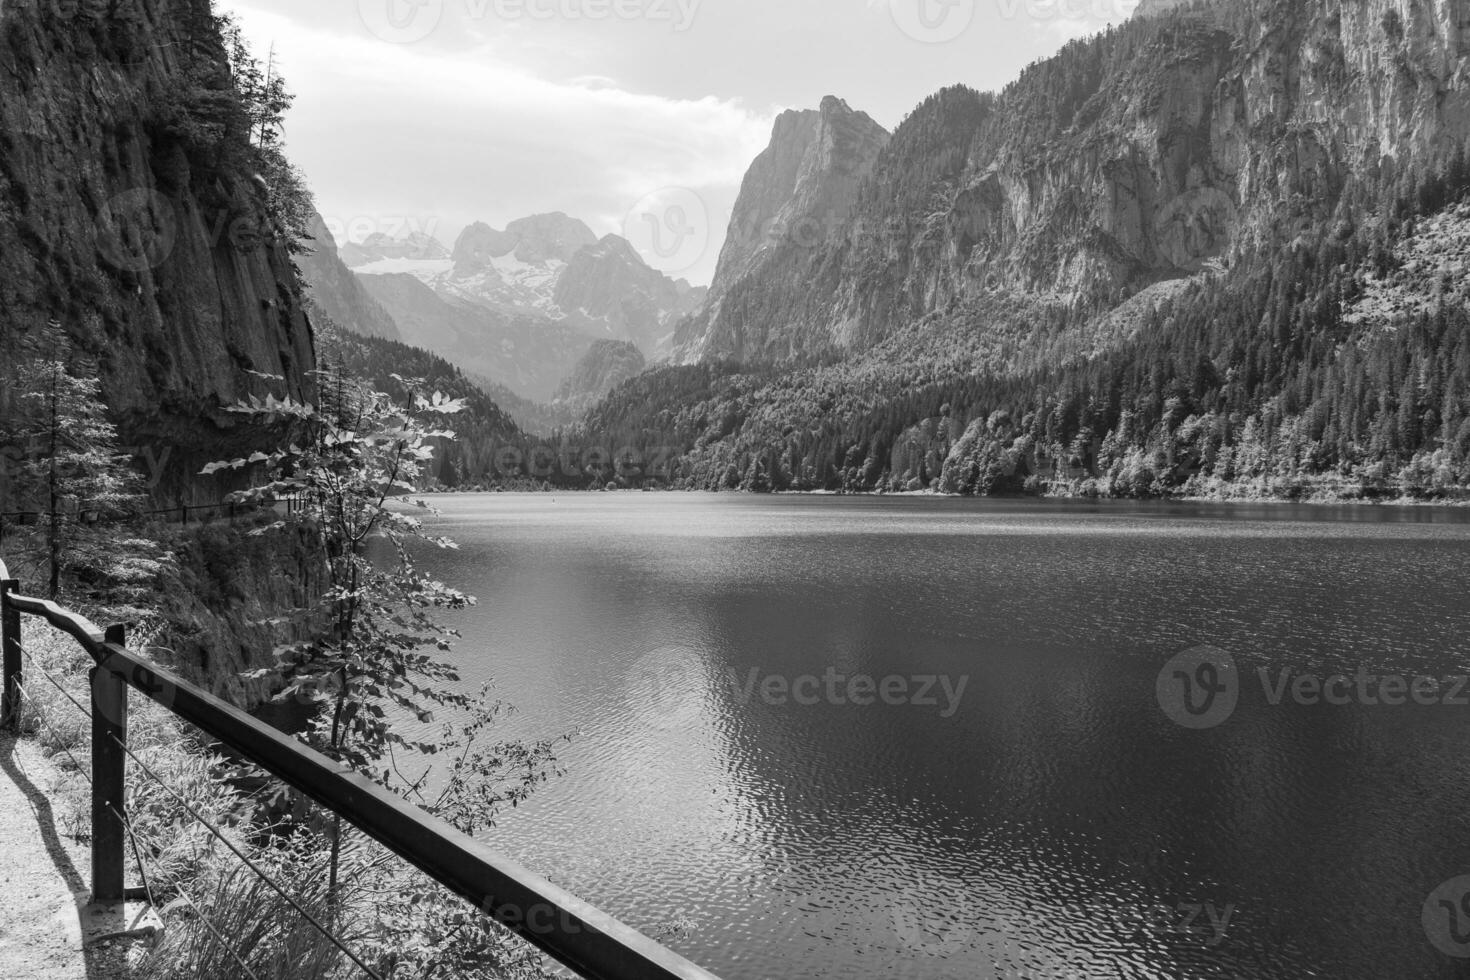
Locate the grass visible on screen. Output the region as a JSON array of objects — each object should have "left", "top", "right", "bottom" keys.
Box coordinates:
[{"left": 10, "top": 615, "right": 561, "bottom": 980}]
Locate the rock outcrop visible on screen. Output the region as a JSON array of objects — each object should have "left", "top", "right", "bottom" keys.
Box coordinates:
[
  {"left": 554, "top": 234, "right": 707, "bottom": 353},
  {"left": 0, "top": 0, "right": 316, "bottom": 498},
  {"left": 296, "top": 213, "right": 402, "bottom": 340},
  {"left": 673, "top": 0, "right": 1470, "bottom": 363},
  {"left": 672, "top": 96, "right": 888, "bottom": 362}
]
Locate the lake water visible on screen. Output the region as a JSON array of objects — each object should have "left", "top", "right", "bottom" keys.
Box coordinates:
[{"left": 414, "top": 493, "right": 1470, "bottom": 979}]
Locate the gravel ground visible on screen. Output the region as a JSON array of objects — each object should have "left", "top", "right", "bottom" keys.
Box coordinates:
[{"left": 0, "top": 733, "right": 148, "bottom": 980}]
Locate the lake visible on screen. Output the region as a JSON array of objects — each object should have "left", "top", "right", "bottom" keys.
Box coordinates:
[{"left": 413, "top": 493, "right": 1470, "bottom": 979}]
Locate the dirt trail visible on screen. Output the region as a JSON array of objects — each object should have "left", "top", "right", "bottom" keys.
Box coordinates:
[{"left": 0, "top": 734, "right": 137, "bottom": 979}]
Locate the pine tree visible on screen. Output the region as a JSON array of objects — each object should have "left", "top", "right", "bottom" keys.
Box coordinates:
[{"left": 8, "top": 323, "right": 150, "bottom": 601}]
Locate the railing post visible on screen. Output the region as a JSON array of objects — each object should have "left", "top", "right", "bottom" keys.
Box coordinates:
[
  {"left": 1, "top": 577, "right": 20, "bottom": 731},
  {"left": 90, "top": 624, "right": 128, "bottom": 904}
]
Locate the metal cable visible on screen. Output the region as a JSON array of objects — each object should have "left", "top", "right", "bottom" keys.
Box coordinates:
[
  {"left": 12, "top": 681, "right": 91, "bottom": 786},
  {"left": 108, "top": 802, "right": 266, "bottom": 980},
  {"left": 13, "top": 660, "right": 373, "bottom": 979},
  {"left": 18, "top": 648, "right": 94, "bottom": 722},
  {"left": 111, "top": 733, "right": 387, "bottom": 980},
  {"left": 165, "top": 881, "right": 267, "bottom": 980}
]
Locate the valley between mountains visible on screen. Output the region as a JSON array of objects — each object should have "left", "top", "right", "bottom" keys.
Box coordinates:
[{"left": 300, "top": 0, "right": 1470, "bottom": 501}]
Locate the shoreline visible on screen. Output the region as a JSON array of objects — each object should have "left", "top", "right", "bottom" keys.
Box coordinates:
[{"left": 414, "top": 485, "right": 1470, "bottom": 510}]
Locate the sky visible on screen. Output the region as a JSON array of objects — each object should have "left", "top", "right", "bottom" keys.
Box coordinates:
[{"left": 227, "top": 0, "right": 1140, "bottom": 285}]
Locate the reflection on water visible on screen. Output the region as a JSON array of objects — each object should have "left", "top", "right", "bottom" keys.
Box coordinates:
[{"left": 412, "top": 494, "right": 1470, "bottom": 979}]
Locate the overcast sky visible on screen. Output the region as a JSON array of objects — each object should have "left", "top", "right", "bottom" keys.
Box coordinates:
[{"left": 227, "top": 0, "right": 1138, "bottom": 285}]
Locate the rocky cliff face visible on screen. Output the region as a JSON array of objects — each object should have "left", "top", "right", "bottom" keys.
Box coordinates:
[
  {"left": 0, "top": 0, "right": 315, "bottom": 497},
  {"left": 296, "top": 213, "right": 401, "bottom": 340},
  {"left": 674, "top": 0, "right": 1470, "bottom": 363},
  {"left": 554, "top": 234, "right": 707, "bottom": 353},
  {"left": 433, "top": 213, "right": 596, "bottom": 317},
  {"left": 673, "top": 96, "right": 888, "bottom": 362}
]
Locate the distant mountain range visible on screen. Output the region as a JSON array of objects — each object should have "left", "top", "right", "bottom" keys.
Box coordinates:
[
  {"left": 301, "top": 0, "right": 1470, "bottom": 498},
  {"left": 300, "top": 210, "right": 705, "bottom": 408}
]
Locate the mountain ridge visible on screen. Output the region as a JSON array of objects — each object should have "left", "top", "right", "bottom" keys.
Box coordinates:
[{"left": 576, "top": 0, "right": 1470, "bottom": 499}]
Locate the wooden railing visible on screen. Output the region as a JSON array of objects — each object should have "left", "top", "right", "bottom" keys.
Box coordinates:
[{"left": 0, "top": 557, "right": 722, "bottom": 980}]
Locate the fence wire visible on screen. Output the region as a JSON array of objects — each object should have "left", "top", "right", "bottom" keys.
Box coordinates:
[
  {"left": 111, "top": 732, "right": 387, "bottom": 980},
  {"left": 10, "top": 644, "right": 383, "bottom": 980}
]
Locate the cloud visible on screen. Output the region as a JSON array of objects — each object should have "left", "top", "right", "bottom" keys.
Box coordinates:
[{"left": 228, "top": 3, "right": 776, "bottom": 284}]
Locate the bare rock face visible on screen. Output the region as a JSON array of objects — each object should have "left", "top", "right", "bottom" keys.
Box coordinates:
[
  {"left": 435, "top": 213, "right": 597, "bottom": 319},
  {"left": 554, "top": 234, "right": 707, "bottom": 355},
  {"left": 673, "top": 96, "right": 888, "bottom": 363},
  {"left": 450, "top": 221, "right": 520, "bottom": 276},
  {"left": 0, "top": 0, "right": 316, "bottom": 498},
  {"left": 674, "top": 0, "right": 1470, "bottom": 364},
  {"left": 505, "top": 213, "right": 599, "bottom": 265},
  {"left": 297, "top": 213, "right": 402, "bottom": 341}
]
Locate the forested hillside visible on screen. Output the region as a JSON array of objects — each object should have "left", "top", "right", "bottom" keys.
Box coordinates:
[
  {"left": 575, "top": 0, "right": 1470, "bottom": 500},
  {"left": 315, "top": 317, "right": 527, "bottom": 488}
]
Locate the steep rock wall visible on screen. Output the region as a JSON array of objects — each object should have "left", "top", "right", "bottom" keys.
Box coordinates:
[{"left": 0, "top": 0, "right": 316, "bottom": 499}]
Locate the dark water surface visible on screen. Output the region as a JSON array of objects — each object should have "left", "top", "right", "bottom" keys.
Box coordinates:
[{"left": 414, "top": 494, "right": 1470, "bottom": 979}]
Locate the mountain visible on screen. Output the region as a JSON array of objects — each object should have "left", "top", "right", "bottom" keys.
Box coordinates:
[
  {"left": 553, "top": 340, "right": 648, "bottom": 415},
  {"left": 339, "top": 228, "right": 450, "bottom": 267},
  {"left": 675, "top": 1, "right": 1470, "bottom": 366},
  {"left": 317, "top": 327, "right": 524, "bottom": 488},
  {"left": 351, "top": 211, "right": 701, "bottom": 372},
  {"left": 356, "top": 272, "right": 593, "bottom": 402},
  {"left": 0, "top": 0, "right": 315, "bottom": 498},
  {"left": 296, "top": 213, "right": 401, "bottom": 341},
  {"left": 579, "top": 0, "right": 1470, "bottom": 499},
  {"left": 672, "top": 95, "right": 889, "bottom": 362},
  {"left": 429, "top": 213, "right": 596, "bottom": 317},
  {"left": 555, "top": 235, "right": 708, "bottom": 353}
]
